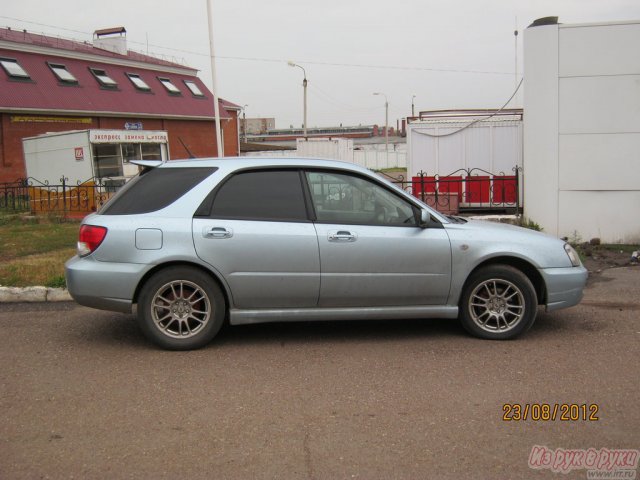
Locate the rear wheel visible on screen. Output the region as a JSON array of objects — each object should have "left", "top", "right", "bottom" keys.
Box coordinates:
[
  {"left": 459, "top": 265, "right": 537, "bottom": 340},
  {"left": 137, "top": 266, "right": 225, "bottom": 350}
]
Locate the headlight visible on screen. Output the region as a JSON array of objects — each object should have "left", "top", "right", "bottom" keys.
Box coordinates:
[{"left": 564, "top": 243, "right": 581, "bottom": 267}]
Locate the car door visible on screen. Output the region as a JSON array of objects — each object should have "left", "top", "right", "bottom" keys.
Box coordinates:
[
  {"left": 193, "top": 169, "right": 320, "bottom": 309},
  {"left": 305, "top": 170, "right": 451, "bottom": 307}
]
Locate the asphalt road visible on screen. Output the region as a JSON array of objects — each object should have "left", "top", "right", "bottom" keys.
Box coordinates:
[{"left": 1, "top": 268, "right": 639, "bottom": 479}]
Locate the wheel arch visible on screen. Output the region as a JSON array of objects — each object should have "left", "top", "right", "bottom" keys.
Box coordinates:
[
  {"left": 132, "top": 261, "right": 232, "bottom": 311},
  {"left": 463, "top": 256, "right": 547, "bottom": 305}
]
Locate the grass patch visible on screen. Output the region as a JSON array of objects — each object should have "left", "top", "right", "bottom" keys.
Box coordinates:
[
  {"left": 517, "top": 217, "right": 543, "bottom": 232},
  {"left": 0, "top": 248, "right": 76, "bottom": 287},
  {"left": 0, "top": 218, "right": 79, "bottom": 261},
  {"left": 598, "top": 244, "right": 639, "bottom": 254},
  {"left": 0, "top": 215, "right": 79, "bottom": 287}
]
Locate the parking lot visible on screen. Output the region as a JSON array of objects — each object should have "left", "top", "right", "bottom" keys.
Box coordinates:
[{"left": 1, "top": 267, "right": 639, "bottom": 479}]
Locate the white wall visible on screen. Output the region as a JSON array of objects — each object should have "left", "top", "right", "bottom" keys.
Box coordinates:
[
  {"left": 353, "top": 149, "right": 406, "bottom": 170},
  {"left": 524, "top": 20, "right": 640, "bottom": 243},
  {"left": 23, "top": 131, "right": 94, "bottom": 185},
  {"left": 407, "top": 119, "right": 523, "bottom": 177},
  {"left": 243, "top": 138, "right": 407, "bottom": 170}
]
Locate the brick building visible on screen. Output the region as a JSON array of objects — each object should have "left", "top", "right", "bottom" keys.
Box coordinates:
[{"left": 0, "top": 27, "right": 240, "bottom": 183}]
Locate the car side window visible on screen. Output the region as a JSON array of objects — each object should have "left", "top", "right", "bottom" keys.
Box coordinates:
[
  {"left": 305, "top": 171, "right": 416, "bottom": 226},
  {"left": 210, "top": 169, "right": 308, "bottom": 222}
]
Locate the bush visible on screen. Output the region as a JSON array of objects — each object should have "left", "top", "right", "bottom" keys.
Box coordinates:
[{"left": 518, "top": 217, "right": 542, "bottom": 231}]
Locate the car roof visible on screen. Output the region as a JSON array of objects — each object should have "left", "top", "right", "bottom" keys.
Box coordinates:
[{"left": 157, "top": 156, "right": 372, "bottom": 174}]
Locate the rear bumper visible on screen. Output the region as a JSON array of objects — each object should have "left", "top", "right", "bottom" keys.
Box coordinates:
[
  {"left": 65, "top": 256, "right": 149, "bottom": 313},
  {"left": 540, "top": 265, "right": 588, "bottom": 312}
]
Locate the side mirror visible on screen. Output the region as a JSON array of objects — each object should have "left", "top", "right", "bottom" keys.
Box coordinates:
[{"left": 418, "top": 209, "right": 431, "bottom": 228}]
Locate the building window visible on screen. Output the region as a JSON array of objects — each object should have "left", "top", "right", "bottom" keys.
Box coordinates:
[
  {"left": 121, "top": 143, "right": 162, "bottom": 162},
  {"left": 48, "top": 63, "right": 78, "bottom": 84},
  {"left": 141, "top": 143, "right": 162, "bottom": 160},
  {"left": 184, "top": 80, "right": 204, "bottom": 97},
  {"left": 90, "top": 68, "right": 118, "bottom": 89},
  {"left": 92, "top": 144, "right": 122, "bottom": 178},
  {"left": 158, "top": 77, "right": 181, "bottom": 95},
  {"left": 126, "top": 73, "right": 151, "bottom": 91},
  {"left": 92, "top": 143, "right": 165, "bottom": 179},
  {"left": 0, "top": 57, "right": 30, "bottom": 79}
]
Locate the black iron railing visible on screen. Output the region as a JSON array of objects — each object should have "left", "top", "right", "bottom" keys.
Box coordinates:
[
  {"left": 0, "top": 176, "right": 122, "bottom": 216},
  {"left": 385, "top": 166, "right": 522, "bottom": 215}
]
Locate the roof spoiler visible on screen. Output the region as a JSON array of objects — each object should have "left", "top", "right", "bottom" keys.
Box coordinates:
[{"left": 130, "top": 160, "right": 163, "bottom": 168}]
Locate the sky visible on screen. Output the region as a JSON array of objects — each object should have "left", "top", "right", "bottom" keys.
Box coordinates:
[{"left": 2, "top": 0, "right": 640, "bottom": 129}]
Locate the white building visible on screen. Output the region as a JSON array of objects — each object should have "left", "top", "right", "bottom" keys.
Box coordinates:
[{"left": 524, "top": 17, "right": 640, "bottom": 243}]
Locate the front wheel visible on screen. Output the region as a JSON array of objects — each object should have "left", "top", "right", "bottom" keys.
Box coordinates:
[
  {"left": 137, "top": 266, "right": 225, "bottom": 350},
  {"left": 459, "top": 265, "right": 537, "bottom": 340}
]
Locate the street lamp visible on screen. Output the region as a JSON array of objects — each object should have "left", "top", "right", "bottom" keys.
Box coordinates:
[
  {"left": 288, "top": 61, "right": 307, "bottom": 139},
  {"left": 373, "top": 92, "right": 389, "bottom": 163},
  {"left": 412, "top": 94, "right": 416, "bottom": 117},
  {"left": 242, "top": 104, "right": 248, "bottom": 142}
]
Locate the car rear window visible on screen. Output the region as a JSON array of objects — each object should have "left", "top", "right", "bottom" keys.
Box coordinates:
[{"left": 100, "top": 167, "right": 217, "bottom": 215}]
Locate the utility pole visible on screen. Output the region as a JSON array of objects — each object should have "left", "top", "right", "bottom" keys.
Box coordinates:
[
  {"left": 206, "top": 0, "right": 223, "bottom": 157},
  {"left": 373, "top": 92, "right": 389, "bottom": 165},
  {"left": 242, "top": 104, "right": 248, "bottom": 142},
  {"left": 514, "top": 17, "right": 519, "bottom": 105},
  {"left": 411, "top": 94, "right": 416, "bottom": 117}
]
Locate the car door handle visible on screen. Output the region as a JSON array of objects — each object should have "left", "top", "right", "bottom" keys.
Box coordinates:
[
  {"left": 328, "top": 230, "right": 357, "bottom": 242},
  {"left": 203, "top": 227, "right": 233, "bottom": 239}
]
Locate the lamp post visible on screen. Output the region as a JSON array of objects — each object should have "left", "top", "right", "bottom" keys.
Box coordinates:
[
  {"left": 373, "top": 92, "right": 389, "bottom": 164},
  {"left": 288, "top": 61, "right": 307, "bottom": 139},
  {"left": 411, "top": 94, "right": 416, "bottom": 117},
  {"left": 242, "top": 104, "right": 248, "bottom": 142}
]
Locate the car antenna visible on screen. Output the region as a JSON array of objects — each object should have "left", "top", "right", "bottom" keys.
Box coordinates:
[{"left": 178, "top": 137, "right": 196, "bottom": 159}]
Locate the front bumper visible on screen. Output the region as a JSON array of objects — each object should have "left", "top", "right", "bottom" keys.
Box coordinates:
[
  {"left": 65, "top": 255, "right": 150, "bottom": 313},
  {"left": 540, "top": 265, "right": 588, "bottom": 312}
]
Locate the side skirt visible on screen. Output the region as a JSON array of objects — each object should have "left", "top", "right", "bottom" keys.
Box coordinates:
[{"left": 229, "top": 305, "right": 459, "bottom": 325}]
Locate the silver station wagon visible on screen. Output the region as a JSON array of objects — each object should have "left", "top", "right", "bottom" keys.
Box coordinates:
[{"left": 65, "top": 158, "right": 587, "bottom": 350}]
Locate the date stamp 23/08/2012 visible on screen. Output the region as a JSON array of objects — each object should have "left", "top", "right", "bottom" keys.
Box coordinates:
[{"left": 503, "top": 403, "right": 599, "bottom": 422}]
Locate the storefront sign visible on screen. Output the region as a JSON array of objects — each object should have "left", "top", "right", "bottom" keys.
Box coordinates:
[
  {"left": 11, "top": 115, "right": 92, "bottom": 124},
  {"left": 74, "top": 147, "right": 84, "bottom": 161},
  {"left": 89, "top": 129, "right": 168, "bottom": 144}
]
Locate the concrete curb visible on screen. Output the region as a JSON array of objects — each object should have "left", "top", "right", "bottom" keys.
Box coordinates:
[{"left": 0, "top": 286, "right": 72, "bottom": 303}]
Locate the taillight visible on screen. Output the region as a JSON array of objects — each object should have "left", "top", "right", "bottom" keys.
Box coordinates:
[{"left": 78, "top": 225, "right": 108, "bottom": 257}]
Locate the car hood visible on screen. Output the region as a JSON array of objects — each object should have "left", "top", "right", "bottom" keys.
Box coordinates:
[{"left": 444, "top": 218, "right": 573, "bottom": 268}]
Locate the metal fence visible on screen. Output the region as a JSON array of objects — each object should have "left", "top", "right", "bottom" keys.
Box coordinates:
[
  {"left": 1, "top": 167, "right": 522, "bottom": 218},
  {"left": 387, "top": 166, "right": 522, "bottom": 215},
  {"left": 0, "top": 176, "right": 120, "bottom": 216}
]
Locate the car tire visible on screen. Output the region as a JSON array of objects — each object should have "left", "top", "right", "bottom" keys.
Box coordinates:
[
  {"left": 137, "top": 266, "right": 225, "bottom": 350},
  {"left": 459, "top": 265, "right": 537, "bottom": 340}
]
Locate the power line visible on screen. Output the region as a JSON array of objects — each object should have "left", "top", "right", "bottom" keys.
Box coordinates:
[
  {"left": 308, "top": 84, "right": 379, "bottom": 112},
  {"left": 413, "top": 78, "right": 524, "bottom": 138},
  {"left": 1, "top": 15, "right": 514, "bottom": 76}
]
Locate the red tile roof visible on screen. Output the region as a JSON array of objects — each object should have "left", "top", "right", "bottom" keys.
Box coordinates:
[
  {"left": 0, "top": 27, "right": 187, "bottom": 70},
  {"left": 0, "top": 28, "right": 240, "bottom": 120}
]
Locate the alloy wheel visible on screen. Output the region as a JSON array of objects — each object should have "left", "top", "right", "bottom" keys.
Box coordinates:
[
  {"left": 151, "top": 280, "right": 211, "bottom": 338},
  {"left": 468, "top": 278, "right": 525, "bottom": 333}
]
